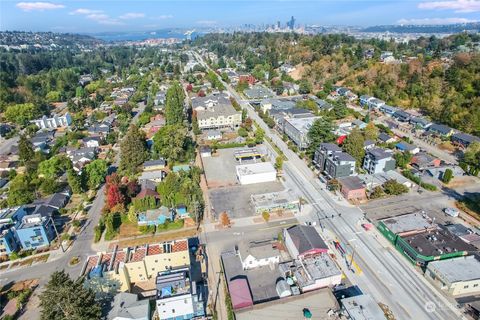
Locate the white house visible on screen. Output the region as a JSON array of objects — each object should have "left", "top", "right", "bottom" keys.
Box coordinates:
[{"left": 31, "top": 113, "right": 72, "bottom": 130}]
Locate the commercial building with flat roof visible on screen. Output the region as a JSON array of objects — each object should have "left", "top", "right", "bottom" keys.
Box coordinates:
[
  {"left": 426, "top": 255, "right": 480, "bottom": 296},
  {"left": 251, "top": 190, "right": 300, "bottom": 215},
  {"left": 283, "top": 116, "right": 320, "bottom": 149},
  {"left": 341, "top": 294, "right": 386, "bottom": 320},
  {"left": 236, "top": 162, "right": 276, "bottom": 185}
]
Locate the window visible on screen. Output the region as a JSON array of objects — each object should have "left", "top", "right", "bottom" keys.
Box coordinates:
[
  {"left": 172, "top": 309, "right": 175, "bottom": 313},
  {"left": 474, "top": 284, "right": 479, "bottom": 288},
  {"left": 464, "top": 285, "right": 469, "bottom": 289}
]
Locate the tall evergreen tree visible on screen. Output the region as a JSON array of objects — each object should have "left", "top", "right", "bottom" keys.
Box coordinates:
[
  {"left": 165, "top": 82, "right": 185, "bottom": 125},
  {"left": 119, "top": 124, "right": 147, "bottom": 175},
  {"left": 18, "top": 134, "right": 34, "bottom": 165},
  {"left": 307, "top": 118, "right": 335, "bottom": 156},
  {"left": 39, "top": 270, "right": 101, "bottom": 320}
]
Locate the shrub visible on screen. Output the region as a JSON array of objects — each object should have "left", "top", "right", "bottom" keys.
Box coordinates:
[
  {"left": 262, "top": 211, "right": 270, "bottom": 222},
  {"left": 383, "top": 179, "right": 409, "bottom": 195}
]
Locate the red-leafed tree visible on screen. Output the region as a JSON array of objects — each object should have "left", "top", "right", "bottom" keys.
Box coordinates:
[
  {"left": 186, "top": 84, "right": 193, "bottom": 92},
  {"left": 106, "top": 183, "right": 124, "bottom": 210},
  {"left": 197, "top": 90, "right": 206, "bottom": 97}
]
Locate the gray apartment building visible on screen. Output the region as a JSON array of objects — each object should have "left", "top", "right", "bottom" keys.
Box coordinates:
[
  {"left": 313, "top": 143, "right": 356, "bottom": 179},
  {"left": 362, "top": 148, "right": 396, "bottom": 174},
  {"left": 283, "top": 116, "right": 320, "bottom": 150}
]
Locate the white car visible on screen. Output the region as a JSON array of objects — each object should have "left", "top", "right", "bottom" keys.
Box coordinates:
[{"left": 444, "top": 207, "right": 459, "bottom": 217}]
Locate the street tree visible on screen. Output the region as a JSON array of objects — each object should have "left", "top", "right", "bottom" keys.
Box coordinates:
[
  {"left": 39, "top": 270, "right": 101, "bottom": 320},
  {"left": 153, "top": 124, "right": 189, "bottom": 162},
  {"left": 85, "top": 159, "right": 108, "bottom": 190},
  {"left": 67, "top": 169, "right": 84, "bottom": 194},
  {"left": 220, "top": 212, "right": 231, "bottom": 227},
  {"left": 119, "top": 124, "right": 148, "bottom": 175}
]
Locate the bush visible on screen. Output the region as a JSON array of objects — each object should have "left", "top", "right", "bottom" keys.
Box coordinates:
[
  {"left": 442, "top": 168, "right": 454, "bottom": 184},
  {"left": 262, "top": 211, "right": 270, "bottom": 222},
  {"left": 383, "top": 179, "right": 409, "bottom": 195},
  {"left": 139, "top": 225, "right": 156, "bottom": 234}
]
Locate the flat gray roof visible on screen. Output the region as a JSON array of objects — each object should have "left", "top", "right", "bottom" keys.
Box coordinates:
[
  {"left": 428, "top": 255, "right": 480, "bottom": 283},
  {"left": 380, "top": 212, "right": 436, "bottom": 235},
  {"left": 341, "top": 294, "right": 386, "bottom": 320}
]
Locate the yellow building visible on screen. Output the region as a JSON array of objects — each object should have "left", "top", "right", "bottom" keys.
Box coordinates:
[{"left": 83, "top": 239, "right": 190, "bottom": 296}]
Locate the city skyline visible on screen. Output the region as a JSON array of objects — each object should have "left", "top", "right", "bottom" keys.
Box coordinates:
[{"left": 1, "top": 0, "right": 480, "bottom": 33}]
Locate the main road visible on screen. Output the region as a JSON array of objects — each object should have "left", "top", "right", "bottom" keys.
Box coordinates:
[{"left": 193, "top": 50, "right": 464, "bottom": 320}]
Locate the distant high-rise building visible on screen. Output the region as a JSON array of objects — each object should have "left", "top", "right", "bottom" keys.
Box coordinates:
[
  {"left": 277, "top": 21, "right": 281, "bottom": 29},
  {"left": 287, "top": 16, "right": 296, "bottom": 30}
]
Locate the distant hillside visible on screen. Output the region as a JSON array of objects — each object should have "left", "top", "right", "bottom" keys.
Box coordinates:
[
  {"left": 0, "top": 31, "right": 103, "bottom": 46},
  {"left": 362, "top": 22, "right": 480, "bottom": 34}
]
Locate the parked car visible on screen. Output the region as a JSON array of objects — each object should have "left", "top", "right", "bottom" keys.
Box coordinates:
[{"left": 444, "top": 207, "right": 459, "bottom": 217}]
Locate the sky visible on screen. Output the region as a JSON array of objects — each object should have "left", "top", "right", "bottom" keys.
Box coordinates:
[{"left": 0, "top": 0, "right": 479, "bottom": 33}]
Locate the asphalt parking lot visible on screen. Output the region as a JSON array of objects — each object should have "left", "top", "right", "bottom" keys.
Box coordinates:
[{"left": 209, "top": 181, "right": 285, "bottom": 219}]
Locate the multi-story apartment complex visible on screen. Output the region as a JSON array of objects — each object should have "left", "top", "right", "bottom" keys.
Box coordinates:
[
  {"left": 313, "top": 143, "right": 356, "bottom": 179},
  {"left": 362, "top": 148, "right": 396, "bottom": 174},
  {"left": 283, "top": 116, "right": 320, "bottom": 150},
  {"left": 192, "top": 94, "right": 242, "bottom": 130}
]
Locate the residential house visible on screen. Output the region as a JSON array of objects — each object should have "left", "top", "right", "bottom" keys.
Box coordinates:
[
  {"left": 395, "top": 141, "right": 420, "bottom": 154},
  {"left": 31, "top": 113, "right": 72, "bottom": 130},
  {"left": 378, "top": 132, "right": 396, "bottom": 144},
  {"left": 239, "top": 240, "right": 281, "bottom": 270},
  {"left": 193, "top": 94, "right": 242, "bottom": 130},
  {"left": 313, "top": 98, "right": 334, "bottom": 112},
  {"left": 260, "top": 99, "right": 296, "bottom": 113},
  {"left": 199, "top": 146, "right": 212, "bottom": 158},
  {"left": 428, "top": 124, "right": 454, "bottom": 137},
  {"left": 338, "top": 176, "right": 367, "bottom": 201},
  {"left": 0, "top": 225, "right": 19, "bottom": 255},
  {"left": 324, "top": 152, "right": 356, "bottom": 179},
  {"left": 283, "top": 116, "right": 320, "bottom": 149},
  {"left": 238, "top": 72, "right": 256, "bottom": 85},
  {"left": 426, "top": 256, "right": 480, "bottom": 296},
  {"left": 367, "top": 98, "right": 385, "bottom": 110},
  {"left": 142, "top": 159, "right": 166, "bottom": 172},
  {"left": 336, "top": 87, "right": 358, "bottom": 101},
  {"left": 410, "top": 152, "right": 441, "bottom": 170},
  {"left": 279, "top": 63, "right": 296, "bottom": 73},
  {"left": 155, "top": 268, "right": 205, "bottom": 320},
  {"left": 244, "top": 85, "right": 275, "bottom": 100},
  {"left": 137, "top": 207, "right": 173, "bottom": 226},
  {"left": 138, "top": 170, "right": 165, "bottom": 185},
  {"left": 380, "top": 105, "right": 398, "bottom": 116},
  {"left": 175, "top": 205, "right": 189, "bottom": 219},
  {"left": 154, "top": 91, "right": 166, "bottom": 108},
  {"left": 0, "top": 124, "right": 11, "bottom": 137},
  {"left": 0, "top": 160, "right": 18, "bottom": 173},
  {"left": 15, "top": 213, "right": 56, "bottom": 250},
  {"left": 362, "top": 148, "right": 396, "bottom": 174},
  {"left": 359, "top": 95, "right": 373, "bottom": 108},
  {"left": 358, "top": 171, "right": 413, "bottom": 191},
  {"left": 410, "top": 116, "right": 431, "bottom": 129},
  {"left": 393, "top": 110, "right": 412, "bottom": 122},
  {"left": 82, "top": 136, "right": 102, "bottom": 148},
  {"left": 364, "top": 140, "right": 375, "bottom": 150},
  {"left": 451, "top": 132, "right": 480, "bottom": 148},
  {"left": 204, "top": 130, "right": 222, "bottom": 141},
  {"left": 352, "top": 119, "right": 367, "bottom": 130},
  {"left": 282, "top": 82, "right": 299, "bottom": 95},
  {"left": 284, "top": 225, "right": 329, "bottom": 259},
  {"left": 88, "top": 122, "right": 111, "bottom": 137},
  {"left": 68, "top": 147, "right": 97, "bottom": 171},
  {"left": 107, "top": 292, "right": 150, "bottom": 320}
]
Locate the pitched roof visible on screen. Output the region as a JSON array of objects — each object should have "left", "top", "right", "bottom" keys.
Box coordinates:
[{"left": 286, "top": 225, "right": 328, "bottom": 255}]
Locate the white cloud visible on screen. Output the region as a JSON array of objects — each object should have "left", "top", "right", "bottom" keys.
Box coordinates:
[
  {"left": 69, "top": 8, "right": 102, "bottom": 15},
  {"left": 69, "top": 8, "right": 123, "bottom": 25},
  {"left": 16, "top": 2, "right": 65, "bottom": 11},
  {"left": 119, "top": 12, "right": 145, "bottom": 20},
  {"left": 397, "top": 17, "right": 478, "bottom": 25},
  {"left": 196, "top": 20, "right": 217, "bottom": 26},
  {"left": 418, "top": 0, "right": 480, "bottom": 13},
  {"left": 154, "top": 14, "right": 173, "bottom": 20}
]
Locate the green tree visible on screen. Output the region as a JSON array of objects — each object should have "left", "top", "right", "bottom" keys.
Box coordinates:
[
  {"left": 364, "top": 122, "right": 379, "bottom": 141},
  {"left": 67, "top": 169, "right": 84, "bottom": 194},
  {"left": 307, "top": 118, "right": 335, "bottom": 156},
  {"left": 7, "top": 174, "right": 35, "bottom": 206},
  {"left": 153, "top": 124, "right": 190, "bottom": 163},
  {"left": 119, "top": 125, "right": 148, "bottom": 175},
  {"left": 85, "top": 159, "right": 108, "bottom": 190},
  {"left": 5, "top": 103, "right": 40, "bottom": 125},
  {"left": 342, "top": 128, "right": 365, "bottom": 167},
  {"left": 39, "top": 177, "right": 60, "bottom": 196},
  {"left": 38, "top": 155, "right": 69, "bottom": 179},
  {"left": 165, "top": 82, "right": 185, "bottom": 125},
  {"left": 461, "top": 142, "right": 480, "bottom": 176},
  {"left": 275, "top": 156, "right": 283, "bottom": 171},
  {"left": 383, "top": 179, "right": 409, "bottom": 195},
  {"left": 394, "top": 151, "right": 413, "bottom": 169},
  {"left": 39, "top": 270, "right": 101, "bottom": 320},
  {"left": 442, "top": 168, "right": 454, "bottom": 184},
  {"left": 18, "top": 134, "right": 34, "bottom": 165}
]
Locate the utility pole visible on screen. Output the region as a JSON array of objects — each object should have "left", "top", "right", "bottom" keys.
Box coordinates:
[{"left": 50, "top": 217, "right": 64, "bottom": 253}]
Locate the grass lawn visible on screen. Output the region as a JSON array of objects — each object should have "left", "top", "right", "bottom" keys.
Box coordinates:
[{"left": 457, "top": 195, "right": 480, "bottom": 222}]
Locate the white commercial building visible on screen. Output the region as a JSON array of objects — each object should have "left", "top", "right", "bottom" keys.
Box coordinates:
[
  {"left": 31, "top": 113, "right": 72, "bottom": 130},
  {"left": 235, "top": 162, "right": 276, "bottom": 185},
  {"left": 426, "top": 255, "right": 480, "bottom": 296}
]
